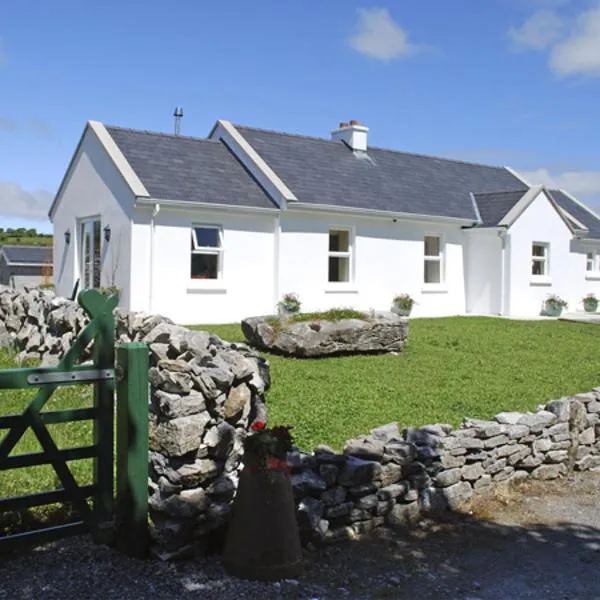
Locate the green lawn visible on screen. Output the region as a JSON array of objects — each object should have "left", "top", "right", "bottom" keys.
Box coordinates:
[{"left": 191, "top": 317, "right": 600, "bottom": 450}]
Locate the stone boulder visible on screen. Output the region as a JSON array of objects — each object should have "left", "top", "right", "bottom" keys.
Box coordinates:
[{"left": 241, "top": 312, "right": 408, "bottom": 357}]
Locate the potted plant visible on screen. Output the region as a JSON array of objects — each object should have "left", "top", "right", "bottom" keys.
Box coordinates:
[
  {"left": 277, "top": 292, "right": 301, "bottom": 318},
  {"left": 223, "top": 421, "right": 302, "bottom": 581},
  {"left": 392, "top": 293, "right": 415, "bottom": 316},
  {"left": 543, "top": 294, "right": 568, "bottom": 317},
  {"left": 583, "top": 293, "right": 598, "bottom": 313}
]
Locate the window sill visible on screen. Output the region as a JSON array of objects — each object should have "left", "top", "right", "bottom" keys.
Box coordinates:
[
  {"left": 325, "top": 285, "right": 358, "bottom": 294},
  {"left": 421, "top": 285, "right": 448, "bottom": 294},
  {"left": 187, "top": 280, "right": 227, "bottom": 293},
  {"left": 585, "top": 274, "right": 600, "bottom": 281},
  {"left": 530, "top": 276, "right": 552, "bottom": 286}
]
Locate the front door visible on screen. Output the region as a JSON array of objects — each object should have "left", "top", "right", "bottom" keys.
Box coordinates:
[{"left": 79, "top": 218, "right": 101, "bottom": 289}]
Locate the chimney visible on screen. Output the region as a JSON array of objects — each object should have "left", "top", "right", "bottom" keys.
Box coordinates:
[
  {"left": 173, "top": 106, "right": 183, "bottom": 135},
  {"left": 331, "top": 119, "right": 369, "bottom": 152}
]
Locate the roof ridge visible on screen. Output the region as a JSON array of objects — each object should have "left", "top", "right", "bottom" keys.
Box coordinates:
[
  {"left": 474, "top": 189, "right": 528, "bottom": 197},
  {"left": 235, "top": 124, "right": 521, "bottom": 172},
  {"left": 104, "top": 124, "right": 218, "bottom": 144},
  {"left": 1, "top": 244, "right": 51, "bottom": 249}
]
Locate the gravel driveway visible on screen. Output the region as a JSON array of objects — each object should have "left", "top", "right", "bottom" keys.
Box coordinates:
[{"left": 1, "top": 472, "right": 600, "bottom": 600}]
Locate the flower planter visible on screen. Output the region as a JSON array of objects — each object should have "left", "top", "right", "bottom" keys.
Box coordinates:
[
  {"left": 391, "top": 304, "right": 412, "bottom": 317},
  {"left": 544, "top": 303, "right": 564, "bottom": 317},
  {"left": 277, "top": 306, "right": 299, "bottom": 319},
  {"left": 223, "top": 453, "right": 302, "bottom": 581},
  {"left": 584, "top": 299, "right": 598, "bottom": 313}
]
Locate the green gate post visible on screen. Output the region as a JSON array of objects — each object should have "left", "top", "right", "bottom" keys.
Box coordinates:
[{"left": 115, "top": 342, "right": 150, "bottom": 558}]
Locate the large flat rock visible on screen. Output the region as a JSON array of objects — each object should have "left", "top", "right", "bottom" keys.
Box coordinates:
[{"left": 241, "top": 312, "right": 408, "bottom": 357}]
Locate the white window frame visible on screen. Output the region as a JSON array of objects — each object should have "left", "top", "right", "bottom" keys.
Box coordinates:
[
  {"left": 190, "top": 225, "right": 224, "bottom": 282},
  {"left": 423, "top": 234, "right": 445, "bottom": 288},
  {"left": 585, "top": 248, "right": 600, "bottom": 280},
  {"left": 531, "top": 242, "right": 550, "bottom": 282},
  {"left": 327, "top": 227, "right": 354, "bottom": 288}
]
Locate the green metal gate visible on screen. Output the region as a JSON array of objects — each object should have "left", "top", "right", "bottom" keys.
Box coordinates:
[{"left": 0, "top": 289, "right": 149, "bottom": 557}]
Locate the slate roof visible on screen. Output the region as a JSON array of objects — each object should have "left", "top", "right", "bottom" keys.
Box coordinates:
[
  {"left": 105, "top": 126, "right": 276, "bottom": 209},
  {"left": 548, "top": 190, "right": 600, "bottom": 240},
  {"left": 1, "top": 245, "right": 52, "bottom": 265},
  {"left": 235, "top": 125, "right": 527, "bottom": 221},
  {"left": 473, "top": 190, "right": 527, "bottom": 226}
]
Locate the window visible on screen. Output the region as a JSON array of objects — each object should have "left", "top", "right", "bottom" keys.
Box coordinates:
[
  {"left": 328, "top": 229, "right": 352, "bottom": 283},
  {"left": 79, "top": 218, "right": 101, "bottom": 288},
  {"left": 424, "top": 235, "right": 443, "bottom": 284},
  {"left": 531, "top": 243, "right": 549, "bottom": 276},
  {"left": 191, "top": 226, "right": 223, "bottom": 280},
  {"left": 586, "top": 250, "right": 600, "bottom": 274}
]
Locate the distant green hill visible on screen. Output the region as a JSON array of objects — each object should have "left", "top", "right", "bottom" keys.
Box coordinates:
[{"left": 0, "top": 228, "right": 52, "bottom": 247}]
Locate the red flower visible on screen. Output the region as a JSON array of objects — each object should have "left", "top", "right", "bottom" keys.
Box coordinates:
[{"left": 251, "top": 421, "right": 266, "bottom": 432}]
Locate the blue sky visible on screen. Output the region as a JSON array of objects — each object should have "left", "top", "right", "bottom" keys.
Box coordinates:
[{"left": 1, "top": 0, "right": 600, "bottom": 233}]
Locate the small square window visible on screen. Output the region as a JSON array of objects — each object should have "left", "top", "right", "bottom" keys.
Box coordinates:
[
  {"left": 424, "top": 235, "right": 443, "bottom": 284},
  {"left": 328, "top": 229, "right": 352, "bottom": 283},
  {"left": 191, "top": 226, "right": 222, "bottom": 280},
  {"left": 531, "top": 243, "right": 549, "bottom": 276}
]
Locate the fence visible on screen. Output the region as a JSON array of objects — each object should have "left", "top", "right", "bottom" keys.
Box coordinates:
[{"left": 0, "top": 289, "right": 149, "bottom": 557}]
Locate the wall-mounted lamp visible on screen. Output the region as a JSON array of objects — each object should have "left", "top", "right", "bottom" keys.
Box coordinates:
[
  {"left": 103, "top": 225, "right": 111, "bottom": 243},
  {"left": 64, "top": 229, "right": 71, "bottom": 245}
]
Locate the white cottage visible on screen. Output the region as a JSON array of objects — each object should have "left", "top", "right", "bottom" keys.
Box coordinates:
[{"left": 49, "top": 119, "right": 600, "bottom": 324}]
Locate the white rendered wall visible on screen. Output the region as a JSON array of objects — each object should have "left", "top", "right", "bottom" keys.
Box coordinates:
[
  {"left": 278, "top": 211, "right": 467, "bottom": 317},
  {"left": 465, "top": 231, "right": 502, "bottom": 315},
  {"left": 506, "top": 191, "right": 600, "bottom": 315},
  {"left": 134, "top": 207, "right": 276, "bottom": 324},
  {"left": 51, "top": 127, "right": 133, "bottom": 308}
]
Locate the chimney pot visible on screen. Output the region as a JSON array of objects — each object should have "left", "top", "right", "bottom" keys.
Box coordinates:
[{"left": 330, "top": 120, "right": 369, "bottom": 152}]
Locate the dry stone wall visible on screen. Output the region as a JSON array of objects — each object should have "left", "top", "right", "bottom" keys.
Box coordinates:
[
  {"left": 292, "top": 392, "right": 600, "bottom": 545},
  {"left": 2, "top": 287, "right": 600, "bottom": 559},
  {"left": 0, "top": 286, "right": 269, "bottom": 559}
]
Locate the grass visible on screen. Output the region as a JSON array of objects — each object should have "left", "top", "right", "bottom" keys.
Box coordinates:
[
  {"left": 0, "top": 349, "right": 94, "bottom": 532},
  {"left": 190, "top": 317, "right": 600, "bottom": 450}
]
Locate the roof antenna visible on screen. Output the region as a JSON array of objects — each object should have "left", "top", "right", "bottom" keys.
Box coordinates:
[{"left": 173, "top": 106, "right": 183, "bottom": 135}]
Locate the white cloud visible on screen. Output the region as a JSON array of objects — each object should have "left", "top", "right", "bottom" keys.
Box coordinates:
[
  {"left": 509, "top": 1, "right": 600, "bottom": 77},
  {"left": 349, "top": 8, "right": 419, "bottom": 61},
  {"left": 0, "top": 182, "right": 54, "bottom": 221},
  {"left": 550, "top": 2, "right": 600, "bottom": 77},
  {"left": 520, "top": 168, "right": 600, "bottom": 199},
  {"left": 508, "top": 10, "right": 564, "bottom": 50}
]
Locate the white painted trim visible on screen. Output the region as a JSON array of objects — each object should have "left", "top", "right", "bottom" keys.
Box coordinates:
[
  {"left": 499, "top": 186, "right": 542, "bottom": 226},
  {"left": 556, "top": 205, "right": 588, "bottom": 231},
  {"left": 1, "top": 261, "right": 48, "bottom": 268},
  {"left": 287, "top": 202, "right": 476, "bottom": 226},
  {"left": 557, "top": 188, "right": 600, "bottom": 223},
  {"left": 88, "top": 121, "right": 150, "bottom": 198},
  {"left": 499, "top": 231, "right": 506, "bottom": 316},
  {"left": 273, "top": 215, "right": 281, "bottom": 309},
  {"left": 149, "top": 203, "right": 160, "bottom": 313},
  {"left": 504, "top": 166, "right": 531, "bottom": 187},
  {"left": 135, "top": 197, "right": 279, "bottom": 215},
  {"left": 212, "top": 120, "right": 298, "bottom": 205},
  {"left": 469, "top": 192, "right": 483, "bottom": 224},
  {"left": 462, "top": 226, "right": 506, "bottom": 235},
  {"left": 501, "top": 186, "right": 576, "bottom": 235}
]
